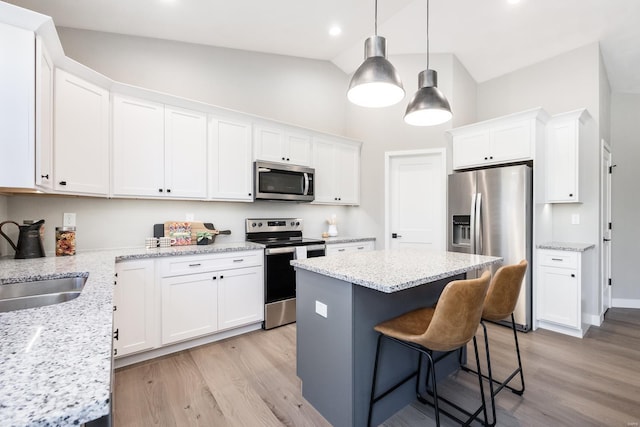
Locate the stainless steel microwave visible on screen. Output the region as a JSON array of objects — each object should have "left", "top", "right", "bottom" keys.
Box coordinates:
[{"left": 254, "top": 161, "right": 315, "bottom": 202}]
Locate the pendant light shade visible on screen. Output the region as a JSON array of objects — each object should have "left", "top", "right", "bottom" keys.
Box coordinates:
[
  {"left": 404, "top": 0, "right": 452, "bottom": 126},
  {"left": 404, "top": 69, "right": 452, "bottom": 126},
  {"left": 347, "top": 1, "right": 404, "bottom": 108}
]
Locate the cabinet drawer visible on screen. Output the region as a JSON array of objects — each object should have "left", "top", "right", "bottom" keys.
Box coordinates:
[
  {"left": 160, "top": 251, "right": 262, "bottom": 277},
  {"left": 538, "top": 250, "right": 578, "bottom": 269}
]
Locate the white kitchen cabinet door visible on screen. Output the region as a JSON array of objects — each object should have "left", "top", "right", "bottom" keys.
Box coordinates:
[
  {"left": 209, "top": 116, "right": 253, "bottom": 201},
  {"left": 164, "top": 105, "right": 207, "bottom": 198},
  {"left": 217, "top": 266, "right": 263, "bottom": 331},
  {"left": 161, "top": 272, "right": 218, "bottom": 345},
  {"left": 112, "top": 95, "right": 165, "bottom": 197},
  {"left": 54, "top": 69, "right": 110, "bottom": 195},
  {"left": 312, "top": 137, "right": 361, "bottom": 205},
  {"left": 537, "top": 265, "right": 579, "bottom": 329},
  {"left": 490, "top": 120, "right": 532, "bottom": 164},
  {"left": 0, "top": 24, "right": 35, "bottom": 189},
  {"left": 114, "top": 260, "right": 158, "bottom": 358},
  {"left": 325, "top": 240, "right": 374, "bottom": 256},
  {"left": 254, "top": 124, "right": 312, "bottom": 166},
  {"left": 35, "top": 37, "right": 53, "bottom": 190},
  {"left": 451, "top": 131, "right": 491, "bottom": 170},
  {"left": 545, "top": 109, "right": 589, "bottom": 203}
]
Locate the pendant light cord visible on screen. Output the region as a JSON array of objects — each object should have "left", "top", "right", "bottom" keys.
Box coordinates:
[
  {"left": 426, "top": 0, "right": 430, "bottom": 70},
  {"left": 374, "top": 0, "right": 378, "bottom": 35}
]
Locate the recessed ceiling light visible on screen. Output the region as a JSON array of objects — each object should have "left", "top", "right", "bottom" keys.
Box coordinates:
[
  {"left": 329, "top": 26, "right": 342, "bottom": 37},
  {"left": 507, "top": 0, "right": 521, "bottom": 4}
]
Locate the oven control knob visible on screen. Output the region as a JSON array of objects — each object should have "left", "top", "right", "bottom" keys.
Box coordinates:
[
  {"left": 290, "top": 221, "right": 295, "bottom": 226},
  {"left": 251, "top": 222, "right": 257, "bottom": 227},
  {"left": 296, "top": 221, "right": 300, "bottom": 226},
  {"left": 258, "top": 222, "right": 263, "bottom": 227}
]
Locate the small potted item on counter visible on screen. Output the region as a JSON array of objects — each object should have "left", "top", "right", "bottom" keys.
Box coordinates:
[
  {"left": 196, "top": 231, "right": 213, "bottom": 245},
  {"left": 55, "top": 226, "right": 76, "bottom": 256}
]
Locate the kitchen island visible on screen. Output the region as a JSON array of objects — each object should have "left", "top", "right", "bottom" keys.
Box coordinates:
[
  {"left": 291, "top": 249, "right": 502, "bottom": 427},
  {"left": 0, "top": 242, "right": 263, "bottom": 427}
]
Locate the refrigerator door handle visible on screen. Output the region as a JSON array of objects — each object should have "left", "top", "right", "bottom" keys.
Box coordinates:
[
  {"left": 470, "top": 193, "right": 477, "bottom": 254},
  {"left": 475, "top": 193, "right": 482, "bottom": 254}
]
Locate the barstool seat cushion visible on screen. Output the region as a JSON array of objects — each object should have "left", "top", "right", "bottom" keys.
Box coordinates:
[{"left": 374, "top": 273, "right": 490, "bottom": 352}]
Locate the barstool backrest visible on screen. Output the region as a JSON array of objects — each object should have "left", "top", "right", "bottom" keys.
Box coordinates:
[
  {"left": 482, "top": 260, "right": 528, "bottom": 322},
  {"left": 416, "top": 271, "right": 491, "bottom": 352}
]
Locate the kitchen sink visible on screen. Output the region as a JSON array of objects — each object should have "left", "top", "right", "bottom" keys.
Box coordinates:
[{"left": 0, "top": 276, "right": 87, "bottom": 312}]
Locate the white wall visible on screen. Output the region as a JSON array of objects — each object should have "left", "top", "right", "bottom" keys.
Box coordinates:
[{"left": 610, "top": 93, "right": 640, "bottom": 304}]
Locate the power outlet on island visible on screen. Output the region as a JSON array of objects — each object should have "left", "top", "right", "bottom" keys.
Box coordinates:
[{"left": 315, "top": 300, "right": 328, "bottom": 318}]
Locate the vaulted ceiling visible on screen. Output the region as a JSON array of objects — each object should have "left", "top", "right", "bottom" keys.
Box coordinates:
[{"left": 6, "top": 0, "right": 640, "bottom": 93}]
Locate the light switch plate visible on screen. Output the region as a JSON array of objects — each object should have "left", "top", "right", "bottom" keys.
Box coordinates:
[{"left": 315, "top": 300, "right": 328, "bottom": 318}]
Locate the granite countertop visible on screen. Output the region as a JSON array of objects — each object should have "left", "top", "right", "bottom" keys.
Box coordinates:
[
  {"left": 0, "top": 241, "right": 263, "bottom": 427},
  {"left": 291, "top": 249, "right": 502, "bottom": 293},
  {"left": 537, "top": 242, "right": 595, "bottom": 252},
  {"left": 322, "top": 236, "right": 376, "bottom": 245}
]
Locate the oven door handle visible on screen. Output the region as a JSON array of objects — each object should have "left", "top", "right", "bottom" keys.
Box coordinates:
[{"left": 265, "top": 247, "right": 296, "bottom": 255}]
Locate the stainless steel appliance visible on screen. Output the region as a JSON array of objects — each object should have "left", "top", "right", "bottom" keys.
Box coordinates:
[
  {"left": 448, "top": 163, "right": 532, "bottom": 331},
  {"left": 254, "top": 161, "right": 315, "bottom": 202},
  {"left": 246, "top": 218, "right": 325, "bottom": 329}
]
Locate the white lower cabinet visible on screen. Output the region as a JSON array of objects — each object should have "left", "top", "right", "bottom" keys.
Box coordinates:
[
  {"left": 161, "top": 271, "right": 218, "bottom": 344},
  {"left": 113, "top": 259, "right": 158, "bottom": 357},
  {"left": 325, "top": 240, "right": 374, "bottom": 256},
  {"left": 536, "top": 249, "right": 588, "bottom": 337},
  {"left": 217, "top": 266, "right": 263, "bottom": 330}
]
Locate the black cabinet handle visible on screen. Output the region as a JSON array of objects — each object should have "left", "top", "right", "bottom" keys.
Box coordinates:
[
  {"left": 484, "top": 157, "right": 488, "bottom": 160},
  {"left": 212, "top": 276, "right": 217, "bottom": 280},
  {"left": 59, "top": 181, "right": 67, "bottom": 186},
  {"left": 490, "top": 156, "right": 493, "bottom": 159},
  {"left": 286, "top": 158, "right": 290, "bottom": 161},
  {"left": 392, "top": 233, "right": 402, "bottom": 238},
  {"left": 41, "top": 174, "right": 49, "bottom": 179},
  {"left": 569, "top": 193, "right": 573, "bottom": 197},
  {"left": 113, "top": 329, "right": 119, "bottom": 340},
  {"left": 114, "top": 348, "right": 118, "bottom": 356},
  {"left": 167, "top": 189, "right": 171, "bottom": 193},
  {"left": 220, "top": 275, "right": 224, "bottom": 279},
  {"left": 571, "top": 274, "right": 576, "bottom": 278},
  {"left": 248, "top": 193, "right": 252, "bottom": 196},
  {"left": 282, "top": 157, "right": 286, "bottom": 161},
  {"left": 158, "top": 188, "right": 163, "bottom": 193}
]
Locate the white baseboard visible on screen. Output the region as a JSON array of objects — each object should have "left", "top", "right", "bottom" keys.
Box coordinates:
[
  {"left": 612, "top": 298, "right": 640, "bottom": 309},
  {"left": 586, "top": 313, "right": 602, "bottom": 326}
]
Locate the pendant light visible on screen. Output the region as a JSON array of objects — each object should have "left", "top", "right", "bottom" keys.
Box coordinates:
[
  {"left": 347, "top": 0, "right": 404, "bottom": 108},
  {"left": 404, "top": 0, "right": 452, "bottom": 126}
]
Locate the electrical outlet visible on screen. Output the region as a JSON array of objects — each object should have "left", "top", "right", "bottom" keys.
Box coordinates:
[
  {"left": 63, "top": 213, "right": 76, "bottom": 227},
  {"left": 185, "top": 213, "right": 195, "bottom": 221},
  {"left": 571, "top": 214, "right": 580, "bottom": 225},
  {"left": 315, "top": 300, "right": 328, "bottom": 318}
]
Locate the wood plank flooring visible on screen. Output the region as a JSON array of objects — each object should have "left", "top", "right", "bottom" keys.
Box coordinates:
[{"left": 114, "top": 308, "right": 640, "bottom": 426}]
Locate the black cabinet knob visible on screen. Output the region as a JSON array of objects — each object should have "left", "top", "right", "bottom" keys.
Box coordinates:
[
  {"left": 282, "top": 157, "right": 285, "bottom": 160},
  {"left": 484, "top": 157, "right": 488, "bottom": 160},
  {"left": 248, "top": 193, "right": 252, "bottom": 196},
  {"left": 158, "top": 188, "right": 163, "bottom": 193},
  {"left": 167, "top": 189, "right": 171, "bottom": 193},
  {"left": 571, "top": 274, "right": 576, "bottom": 278},
  {"left": 59, "top": 181, "right": 67, "bottom": 186},
  {"left": 490, "top": 156, "right": 493, "bottom": 159},
  {"left": 286, "top": 158, "right": 290, "bottom": 161},
  {"left": 569, "top": 193, "right": 573, "bottom": 197}
]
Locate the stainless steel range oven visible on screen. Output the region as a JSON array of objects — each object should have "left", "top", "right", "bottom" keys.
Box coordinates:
[{"left": 246, "top": 218, "right": 325, "bottom": 329}]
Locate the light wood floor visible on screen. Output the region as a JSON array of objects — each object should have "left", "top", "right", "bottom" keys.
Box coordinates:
[{"left": 114, "top": 308, "right": 640, "bottom": 426}]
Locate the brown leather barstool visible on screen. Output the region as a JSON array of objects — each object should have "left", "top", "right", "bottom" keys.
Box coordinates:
[
  {"left": 461, "top": 260, "right": 528, "bottom": 426},
  {"left": 367, "top": 272, "right": 491, "bottom": 427}
]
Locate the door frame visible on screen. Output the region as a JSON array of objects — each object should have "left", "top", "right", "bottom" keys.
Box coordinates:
[
  {"left": 600, "top": 139, "right": 612, "bottom": 318},
  {"left": 384, "top": 148, "right": 447, "bottom": 250}
]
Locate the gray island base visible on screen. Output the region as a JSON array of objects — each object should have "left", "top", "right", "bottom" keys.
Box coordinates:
[{"left": 292, "top": 249, "right": 502, "bottom": 427}]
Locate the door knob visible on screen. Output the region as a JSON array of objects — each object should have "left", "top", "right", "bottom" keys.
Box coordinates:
[{"left": 603, "top": 238, "right": 611, "bottom": 242}]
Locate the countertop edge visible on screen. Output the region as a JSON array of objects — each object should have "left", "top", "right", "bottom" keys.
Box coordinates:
[{"left": 537, "top": 242, "right": 596, "bottom": 252}]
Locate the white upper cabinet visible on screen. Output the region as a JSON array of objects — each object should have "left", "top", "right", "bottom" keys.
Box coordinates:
[
  {"left": 313, "top": 137, "right": 361, "bottom": 205},
  {"left": 35, "top": 37, "right": 53, "bottom": 191},
  {"left": 254, "top": 123, "right": 312, "bottom": 166},
  {"left": 0, "top": 24, "right": 35, "bottom": 189},
  {"left": 208, "top": 116, "right": 253, "bottom": 201},
  {"left": 545, "top": 109, "right": 590, "bottom": 203},
  {"left": 112, "top": 94, "right": 207, "bottom": 199},
  {"left": 164, "top": 106, "right": 207, "bottom": 198},
  {"left": 450, "top": 108, "right": 547, "bottom": 170},
  {"left": 54, "top": 69, "right": 110, "bottom": 195}
]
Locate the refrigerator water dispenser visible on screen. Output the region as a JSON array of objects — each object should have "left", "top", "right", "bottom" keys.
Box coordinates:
[{"left": 452, "top": 215, "right": 471, "bottom": 246}]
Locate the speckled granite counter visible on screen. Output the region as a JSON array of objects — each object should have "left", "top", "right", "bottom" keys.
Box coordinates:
[
  {"left": 0, "top": 241, "right": 263, "bottom": 427},
  {"left": 537, "top": 242, "right": 595, "bottom": 252},
  {"left": 323, "top": 236, "right": 376, "bottom": 245},
  {"left": 291, "top": 249, "right": 501, "bottom": 293}
]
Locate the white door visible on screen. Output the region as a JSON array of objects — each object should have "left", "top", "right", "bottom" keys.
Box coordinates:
[
  {"left": 385, "top": 149, "right": 446, "bottom": 250},
  {"left": 601, "top": 141, "right": 612, "bottom": 315}
]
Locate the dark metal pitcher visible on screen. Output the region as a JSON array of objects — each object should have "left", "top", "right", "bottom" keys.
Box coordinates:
[{"left": 0, "top": 219, "right": 46, "bottom": 259}]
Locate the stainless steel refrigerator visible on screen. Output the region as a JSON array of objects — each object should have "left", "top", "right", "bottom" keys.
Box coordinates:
[{"left": 448, "top": 164, "right": 532, "bottom": 331}]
